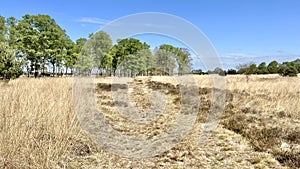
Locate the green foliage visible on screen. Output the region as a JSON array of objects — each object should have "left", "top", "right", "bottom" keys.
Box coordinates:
[
  {"left": 175, "top": 48, "right": 192, "bottom": 74},
  {"left": 109, "top": 38, "right": 150, "bottom": 76},
  {"left": 227, "top": 69, "right": 237, "bottom": 75},
  {"left": 75, "top": 40, "right": 93, "bottom": 74},
  {"left": 153, "top": 47, "right": 176, "bottom": 75},
  {"left": 291, "top": 59, "right": 300, "bottom": 72},
  {"left": 0, "top": 16, "right": 6, "bottom": 43},
  {"left": 89, "top": 31, "right": 112, "bottom": 71},
  {"left": 237, "top": 63, "right": 257, "bottom": 75},
  {"left": 0, "top": 16, "right": 22, "bottom": 80},
  {"left": 191, "top": 69, "right": 204, "bottom": 75},
  {"left": 278, "top": 62, "right": 298, "bottom": 77},
  {"left": 16, "top": 14, "right": 76, "bottom": 76},
  {"left": 257, "top": 62, "right": 268, "bottom": 74},
  {"left": 235, "top": 60, "right": 299, "bottom": 76},
  {"left": 0, "top": 43, "right": 23, "bottom": 80},
  {"left": 267, "top": 61, "right": 279, "bottom": 74},
  {"left": 158, "top": 44, "right": 192, "bottom": 75},
  {"left": 121, "top": 49, "right": 152, "bottom": 76},
  {"left": 213, "top": 67, "right": 226, "bottom": 76}
]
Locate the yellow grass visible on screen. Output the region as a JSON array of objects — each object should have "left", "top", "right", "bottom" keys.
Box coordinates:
[
  {"left": 225, "top": 74, "right": 300, "bottom": 119},
  {"left": 0, "top": 75, "right": 299, "bottom": 168},
  {"left": 0, "top": 78, "right": 84, "bottom": 168}
]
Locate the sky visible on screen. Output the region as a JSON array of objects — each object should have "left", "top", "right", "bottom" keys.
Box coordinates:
[{"left": 0, "top": 0, "right": 300, "bottom": 69}]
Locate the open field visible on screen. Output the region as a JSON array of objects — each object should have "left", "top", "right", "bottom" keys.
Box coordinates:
[{"left": 0, "top": 75, "right": 299, "bottom": 168}]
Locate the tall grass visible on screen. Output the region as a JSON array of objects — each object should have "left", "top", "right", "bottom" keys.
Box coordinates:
[
  {"left": 226, "top": 74, "right": 300, "bottom": 119},
  {"left": 0, "top": 78, "right": 82, "bottom": 168},
  {"left": 222, "top": 75, "right": 300, "bottom": 168}
]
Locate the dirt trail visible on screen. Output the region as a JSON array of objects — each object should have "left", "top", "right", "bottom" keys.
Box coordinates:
[{"left": 68, "top": 77, "right": 285, "bottom": 168}]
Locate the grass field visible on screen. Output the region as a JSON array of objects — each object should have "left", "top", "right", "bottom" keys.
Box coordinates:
[{"left": 0, "top": 75, "right": 299, "bottom": 168}]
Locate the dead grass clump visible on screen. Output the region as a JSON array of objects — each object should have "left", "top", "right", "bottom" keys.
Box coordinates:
[
  {"left": 275, "top": 148, "right": 300, "bottom": 168},
  {"left": 284, "top": 130, "right": 300, "bottom": 144},
  {"left": 222, "top": 113, "right": 248, "bottom": 134},
  {"left": 246, "top": 127, "right": 283, "bottom": 152}
]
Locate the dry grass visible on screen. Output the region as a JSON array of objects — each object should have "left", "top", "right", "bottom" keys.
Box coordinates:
[
  {"left": 0, "top": 75, "right": 299, "bottom": 168},
  {"left": 221, "top": 74, "right": 300, "bottom": 168},
  {"left": 0, "top": 78, "right": 92, "bottom": 169}
]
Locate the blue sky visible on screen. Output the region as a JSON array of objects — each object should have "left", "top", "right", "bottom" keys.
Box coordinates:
[{"left": 1, "top": 0, "right": 300, "bottom": 69}]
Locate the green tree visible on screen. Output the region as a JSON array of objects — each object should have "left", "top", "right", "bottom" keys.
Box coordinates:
[
  {"left": 175, "top": 48, "right": 192, "bottom": 75},
  {"left": 278, "top": 62, "right": 298, "bottom": 77},
  {"left": 88, "top": 31, "right": 112, "bottom": 74},
  {"left": 227, "top": 69, "right": 237, "bottom": 74},
  {"left": 291, "top": 59, "right": 300, "bottom": 73},
  {"left": 0, "top": 43, "right": 23, "bottom": 80},
  {"left": 237, "top": 62, "right": 257, "bottom": 75},
  {"left": 213, "top": 67, "right": 226, "bottom": 76},
  {"left": 158, "top": 44, "right": 192, "bottom": 75},
  {"left": 267, "top": 61, "right": 279, "bottom": 74},
  {"left": 257, "top": 62, "right": 268, "bottom": 74},
  {"left": 17, "top": 14, "right": 43, "bottom": 77},
  {"left": 248, "top": 63, "right": 257, "bottom": 74},
  {"left": 17, "top": 14, "right": 70, "bottom": 77},
  {"left": 122, "top": 48, "right": 153, "bottom": 77},
  {"left": 191, "top": 69, "right": 204, "bottom": 75},
  {"left": 153, "top": 47, "right": 176, "bottom": 75},
  {"left": 75, "top": 39, "right": 93, "bottom": 75},
  {"left": 63, "top": 38, "right": 77, "bottom": 75},
  {"left": 0, "top": 16, "right": 6, "bottom": 43},
  {"left": 0, "top": 16, "right": 23, "bottom": 80},
  {"left": 110, "top": 38, "right": 150, "bottom": 76}
]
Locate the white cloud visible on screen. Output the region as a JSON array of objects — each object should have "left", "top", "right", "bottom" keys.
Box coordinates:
[
  {"left": 77, "top": 17, "right": 110, "bottom": 25},
  {"left": 221, "top": 53, "right": 260, "bottom": 59}
]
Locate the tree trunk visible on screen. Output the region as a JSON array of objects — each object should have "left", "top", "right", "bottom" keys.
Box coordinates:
[
  {"left": 34, "top": 63, "right": 38, "bottom": 78},
  {"left": 65, "top": 67, "right": 68, "bottom": 75},
  {"left": 52, "top": 63, "right": 55, "bottom": 77}
]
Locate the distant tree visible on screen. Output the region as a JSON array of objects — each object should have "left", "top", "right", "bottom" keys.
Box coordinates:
[
  {"left": 153, "top": 47, "right": 176, "bottom": 75},
  {"left": 278, "top": 62, "right": 298, "bottom": 77},
  {"left": 122, "top": 49, "right": 152, "bottom": 77},
  {"left": 213, "top": 67, "right": 226, "bottom": 76},
  {"left": 257, "top": 62, "right": 268, "bottom": 74},
  {"left": 191, "top": 69, "right": 204, "bottom": 75},
  {"left": 75, "top": 39, "right": 93, "bottom": 75},
  {"left": 158, "top": 44, "right": 192, "bottom": 75},
  {"left": 237, "top": 63, "right": 249, "bottom": 74},
  {"left": 227, "top": 69, "right": 237, "bottom": 75},
  {"left": 175, "top": 48, "right": 192, "bottom": 75},
  {"left": 109, "top": 38, "right": 150, "bottom": 76},
  {"left": 291, "top": 59, "right": 300, "bottom": 73},
  {"left": 88, "top": 31, "right": 112, "bottom": 74},
  {"left": 237, "top": 62, "right": 257, "bottom": 75},
  {"left": 248, "top": 63, "right": 258, "bottom": 74},
  {"left": 267, "top": 61, "right": 279, "bottom": 74}
]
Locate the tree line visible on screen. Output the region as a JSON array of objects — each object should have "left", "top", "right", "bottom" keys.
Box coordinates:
[
  {"left": 0, "top": 14, "right": 78, "bottom": 79},
  {"left": 192, "top": 59, "right": 300, "bottom": 77},
  {"left": 0, "top": 14, "right": 192, "bottom": 80},
  {"left": 75, "top": 37, "right": 192, "bottom": 77},
  {"left": 1, "top": 14, "right": 299, "bottom": 80}
]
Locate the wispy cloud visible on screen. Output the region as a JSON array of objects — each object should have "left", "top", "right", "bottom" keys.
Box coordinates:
[
  {"left": 77, "top": 17, "right": 110, "bottom": 25},
  {"left": 221, "top": 53, "right": 260, "bottom": 59}
]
